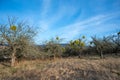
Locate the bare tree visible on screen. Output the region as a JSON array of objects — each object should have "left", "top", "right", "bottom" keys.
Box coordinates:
[
  {"left": 91, "top": 37, "right": 105, "bottom": 59},
  {"left": 110, "top": 32, "right": 120, "bottom": 54},
  {"left": 91, "top": 36, "right": 116, "bottom": 58},
  {"left": 0, "top": 17, "right": 36, "bottom": 67}
]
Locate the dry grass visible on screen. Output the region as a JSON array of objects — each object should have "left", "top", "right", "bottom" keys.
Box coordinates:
[{"left": 0, "top": 57, "right": 120, "bottom": 80}]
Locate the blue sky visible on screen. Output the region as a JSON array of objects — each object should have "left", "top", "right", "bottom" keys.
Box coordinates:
[{"left": 0, "top": 0, "right": 120, "bottom": 44}]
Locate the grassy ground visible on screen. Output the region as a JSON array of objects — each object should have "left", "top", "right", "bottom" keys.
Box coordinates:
[{"left": 0, "top": 57, "right": 120, "bottom": 80}]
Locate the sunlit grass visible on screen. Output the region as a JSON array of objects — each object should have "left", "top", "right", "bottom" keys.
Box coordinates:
[{"left": 0, "top": 57, "right": 120, "bottom": 80}]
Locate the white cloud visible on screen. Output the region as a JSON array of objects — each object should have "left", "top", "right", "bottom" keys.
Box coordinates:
[
  {"left": 39, "top": 7, "right": 66, "bottom": 31},
  {"left": 57, "top": 11, "right": 120, "bottom": 41},
  {"left": 40, "top": 0, "right": 51, "bottom": 18},
  {"left": 39, "top": 0, "right": 82, "bottom": 32}
]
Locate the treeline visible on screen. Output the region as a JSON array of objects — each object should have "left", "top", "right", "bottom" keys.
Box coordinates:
[
  {"left": 38, "top": 33, "right": 120, "bottom": 59},
  {"left": 0, "top": 17, "right": 120, "bottom": 67}
]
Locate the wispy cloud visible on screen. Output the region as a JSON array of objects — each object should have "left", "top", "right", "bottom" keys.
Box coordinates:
[
  {"left": 39, "top": 6, "right": 66, "bottom": 31},
  {"left": 39, "top": 1, "right": 81, "bottom": 31},
  {"left": 40, "top": 0, "right": 51, "bottom": 18},
  {"left": 57, "top": 11, "right": 120, "bottom": 41},
  {"left": 37, "top": 11, "right": 120, "bottom": 43}
]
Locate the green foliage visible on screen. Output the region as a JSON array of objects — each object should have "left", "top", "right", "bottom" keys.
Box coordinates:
[
  {"left": 117, "top": 31, "right": 120, "bottom": 35},
  {"left": 64, "top": 36, "right": 86, "bottom": 57},
  {"left": 56, "top": 36, "right": 59, "bottom": 40},
  {"left": 10, "top": 25, "right": 17, "bottom": 31},
  {"left": 82, "top": 35, "right": 85, "bottom": 39}
]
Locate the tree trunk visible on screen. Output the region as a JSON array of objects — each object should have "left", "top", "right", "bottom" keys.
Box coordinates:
[
  {"left": 11, "top": 47, "right": 16, "bottom": 67},
  {"left": 78, "top": 50, "right": 81, "bottom": 58},
  {"left": 54, "top": 54, "right": 56, "bottom": 60},
  {"left": 100, "top": 51, "right": 103, "bottom": 59}
]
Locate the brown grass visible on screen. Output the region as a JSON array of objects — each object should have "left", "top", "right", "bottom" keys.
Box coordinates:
[{"left": 0, "top": 57, "right": 120, "bottom": 80}]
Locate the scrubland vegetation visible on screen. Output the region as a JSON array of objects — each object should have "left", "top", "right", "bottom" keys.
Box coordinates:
[{"left": 0, "top": 18, "right": 120, "bottom": 80}]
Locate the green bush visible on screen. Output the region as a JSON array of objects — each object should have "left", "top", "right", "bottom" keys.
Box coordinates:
[{"left": 64, "top": 36, "right": 86, "bottom": 57}]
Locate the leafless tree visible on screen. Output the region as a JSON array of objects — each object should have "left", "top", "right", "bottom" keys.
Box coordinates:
[{"left": 0, "top": 17, "right": 37, "bottom": 66}]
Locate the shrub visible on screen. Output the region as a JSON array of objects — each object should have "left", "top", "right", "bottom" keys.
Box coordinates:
[
  {"left": 44, "top": 36, "right": 63, "bottom": 59},
  {"left": 90, "top": 35, "right": 118, "bottom": 58},
  {"left": 64, "top": 36, "right": 86, "bottom": 57}
]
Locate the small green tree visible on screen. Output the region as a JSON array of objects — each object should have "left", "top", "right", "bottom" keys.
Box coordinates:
[
  {"left": 0, "top": 17, "right": 37, "bottom": 66},
  {"left": 64, "top": 36, "right": 86, "bottom": 57}
]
